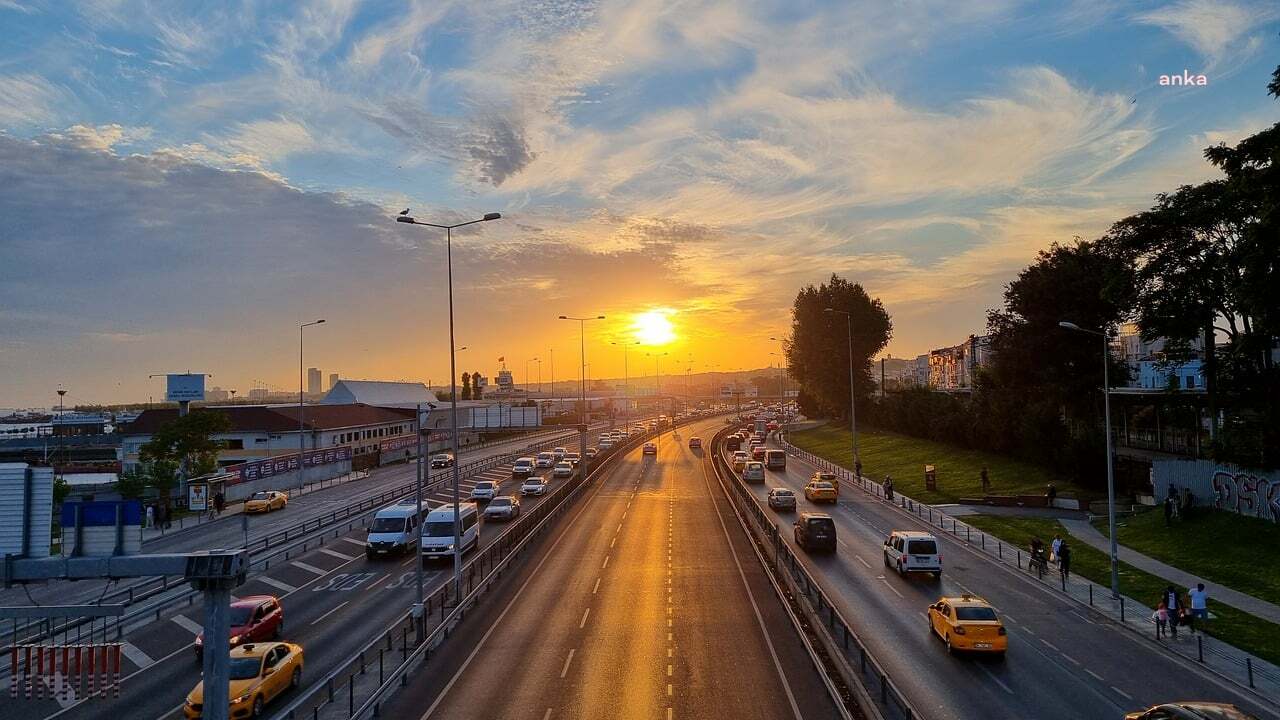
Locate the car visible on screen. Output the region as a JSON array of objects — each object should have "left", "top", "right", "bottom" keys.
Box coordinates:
[
  {"left": 765, "top": 449, "right": 786, "bottom": 470},
  {"left": 750, "top": 446, "right": 767, "bottom": 462},
  {"left": 599, "top": 438, "right": 615, "bottom": 450},
  {"left": 804, "top": 480, "right": 838, "bottom": 503},
  {"left": 883, "top": 531, "right": 942, "bottom": 577},
  {"left": 811, "top": 470, "right": 839, "bottom": 490},
  {"left": 725, "top": 435, "right": 743, "bottom": 451},
  {"left": 1123, "top": 702, "right": 1260, "bottom": 720},
  {"left": 585, "top": 447, "right": 599, "bottom": 459},
  {"left": 430, "top": 453, "right": 454, "bottom": 468},
  {"left": 553, "top": 461, "right": 574, "bottom": 478},
  {"left": 366, "top": 501, "right": 429, "bottom": 557},
  {"left": 749, "top": 437, "right": 765, "bottom": 448},
  {"left": 194, "top": 596, "right": 283, "bottom": 662},
  {"left": 688, "top": 436, "right": 702, "bottom": 449},
  {"left": 731, "top": 451, "right": 749, "bottom": 472},
  {"left": 512, "top": 457, "right": 535, "bottom": 477},
  {"left": 552, "top": 446, "right": 568, "bottom": 460},
  {"left": 469, "top": 480, "right": 499, "bottom": 502},
  {"left": 642, "top": 442, "right": 657, "bottom": 455},
  {"left": 767, "top": 487, "right": 796, "bottom": 511},
  {"left": 521, "top": 477, "right": 548, "bottom": 495},
  {"left": 793, "top": 513, "right": 837, "bottom": 552},
  {"left": 565, "top": 451, "right": 581, "bottom": 466},
  {"left": 244, "top": 490, "right": 287, "bottom": 514},
  {"left": 535, "top": 451, "right": 555, "bottom": 468},
  {"left": 927, "top": 594, "right": 1007, "bottom": 656},
  {"left": 742, "top": 461, "right": 766, "bottom": 482},
  {"left": 184, "top": 641, "right": 303, "bottom": 719},
  {"left": 767, "top": 421, "right": 779, "bottom": 431},
  {"left": 483, "top": 496, "right": 521, "bottom": 521}
]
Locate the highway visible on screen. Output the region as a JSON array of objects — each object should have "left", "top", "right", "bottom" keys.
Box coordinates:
[
  {"left": 726, "top": 431, "right": 1280, "bottom": 720},
  {"left": 380, "top": 417, "right": 840, "bottom": 720}
]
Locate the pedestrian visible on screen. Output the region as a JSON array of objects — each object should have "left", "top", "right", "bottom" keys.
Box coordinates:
[
  {"left": 1153, "top": 601, "right": 1169, "bottom": 638},
  {"left": 1050, "top": 534, "right": 1062, "bottom": 564},
  {"left": 1167, "top": 484, "right": 1180, "bottom": 521},
  {"left": 1164, "top": 494, "right": 1175, "bottom": 526},
  {"left": 855, "top": 460, "right": 863, "bottom": 479},
  {"left": 1058, "top": 540, "right": 1071, "bottom": 582},
  {"left": 1188, "top": 583, "right": 1208, "bottom": 633},
  {"left": 158, "top": 502, "right": 171, "bottom": 530},
  {"left": 1046, "top": 481, "right": 1058, "bottom": 506},
  {"left": 883, "top": 475, "right": 894, "bottom": 502},
  {"left": 1163, "top": 585, "right": 1181, "bottom": 638},
  {"left": 213, "top": 491, "right": 225, "bottom": 517},
  {"left": 980, "top": 466, "right": 990, "bottom": 494},
  {"left": 145, "top": 503, "right": 155, "bottom": 529}
]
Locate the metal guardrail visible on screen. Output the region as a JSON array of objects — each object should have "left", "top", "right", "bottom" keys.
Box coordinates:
[
  {"left": 776, "top": 435, "right": 1280, "bottom": 699},
  {"left": 271, "top": 413, "right": 720, "bottom": 720},
  {"left": 710, "top": 426, "right": 917, "bottom": 720}
]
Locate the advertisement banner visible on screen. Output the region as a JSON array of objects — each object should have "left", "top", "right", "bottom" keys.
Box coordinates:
[
  {"left": 222, "top": 446, "right": 352, "bottom": 486},
  {"left": 379, "top": 436, "right": 417, "bottom": 452},
  {"left": 165, "top": 374, "right": 206, "bottom": 402},
  {"left": 187, "top": 483, "right": 209, "bottom": 511}
]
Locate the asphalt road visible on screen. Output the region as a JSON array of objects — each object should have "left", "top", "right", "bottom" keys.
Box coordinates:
[
  {"left": 733, "top": 433, "right": 1280, "bottom": 720},
  {"left": 381, "top": 418, "right": 841, "bottom": 720}
]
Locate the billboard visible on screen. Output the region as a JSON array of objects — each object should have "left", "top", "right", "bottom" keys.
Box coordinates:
[
  {"left": 221, "top": 446, "right": 352, "bottom": 486},
  {"left": 165, "top": 374, "right": 206, "bottom": 402}
]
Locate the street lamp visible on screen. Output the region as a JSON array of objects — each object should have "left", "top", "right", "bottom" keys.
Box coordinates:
[
  {"left": 397, "top": 209, "right": 501, "bottom": 605},
  {"left": 769, "top": 335, "right": 788, "bottom": 398},
  {"left": 647, "top": 351, "right": 668, "bottom": 418},
  {"left": 525, "top": 357, "right": 539, "bottom": 393},
  {"left": 299, "top": 319, "right": 325, "bottom": 491},
  {"left": 559, "top": 315, "right": 605, "bottom": 475},
  {"left": 1060, "top": 320, "right": 1120, "bottom": 599},
  {"left": 824, "top": 308, "right": 860, "bottom": 471},
  {"left": 612, "top": 340, "right": 639, "bottom": 430}
]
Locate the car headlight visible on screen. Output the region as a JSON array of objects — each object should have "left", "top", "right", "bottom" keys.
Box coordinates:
[
  {"left": 232, "top": 692, "right": 251, "bottom": 704},
  {"left": 229, "top": 635, "right": 242, "bottom": 645}
]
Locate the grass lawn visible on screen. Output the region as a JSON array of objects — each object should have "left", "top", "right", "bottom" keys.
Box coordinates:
[
  {"left": 789, "top": 424, "right": 1084, "bottom": 504},
  {"left": 1101, "top": 508, "right": 1280, "bottom": 609},
  {"left": 965, "top": 514, "right": 1280, "bottom": 666}
]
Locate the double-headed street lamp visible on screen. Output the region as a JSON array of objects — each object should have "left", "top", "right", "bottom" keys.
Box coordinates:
[
  {"left": 397, "top": 209, "right": 501, "bottom": 605},
  {"left": 824, "top": 308, "right": 860, "bottom": 470},
  {"left": 299, "top": 319, "right": 326, "bottom": 491},
  {"left": 612, "top": 340, "right": 639, "bottom": 429},
  {"left": 1060, "top": 320, "right": 1120, "bottom": 599},
  {"left": 560, "top": 315, "right": 605, "bottom": 474},
  {"left": 648, "top": 351, "right": 668, "bottom": 416}
]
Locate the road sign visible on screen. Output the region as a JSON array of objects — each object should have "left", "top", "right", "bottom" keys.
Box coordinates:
[{"left": 164, "top": 373, "right": 205, "bottom": 402}]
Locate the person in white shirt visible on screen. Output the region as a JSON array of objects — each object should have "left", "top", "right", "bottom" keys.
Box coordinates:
[
  {"left": 1188, "top": 583, "right": 1209, "bottom": 633},
  {"left": 1051, "top": 535, "right": 1063, "bottom": 564}
]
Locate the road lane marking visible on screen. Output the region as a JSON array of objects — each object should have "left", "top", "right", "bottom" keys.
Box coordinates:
[
  {"left": 542, "top": 710, "right": 552, "bottom": 720},
  {"left": 877, "top": 577, "right": 904, "bottom": 598},
  {"left": 602, "top": 555, "right": 610, "bottom": 569},
  {"left": 170, "top": 615, "right": 203, "bottom": 635},
  {"left": 310, "top": 600, "right": 350, "bottom": 625},
  {"left": 256, "top": 576, "right": 298, "bottom": 593},
  {"left": 292, "top": 560, "right": 329, "bottom": 575},
  {"left": 1061, "top": 653, "right": 1081, "bottom": 666},
  {"left": 667, "top": 664, "right": 673, "bottom": 676},
  {"left": 560, "top": 648, "right": 576, "bottom": 678},
  {"left": 610, "top": 537, "right": 616, "bottom": 549},
  {"left": 1111, "top": 686, "right": 1133, "bottom": 700},
  {"left": 667, "top": 708, "right": 673, "bottom": 720},
  {"left": 593, "top": 578, "right": 601, "bottom": 594},
  {"left": 579, "top": 608, "right": 591, "bottom": 628},
  {"left": 119, "top": 642, "right": 154, "bottom": 669},
  {"left": 978, "top": 664, "right": 1014, "bottom": 694},
  {"left": 617, "top": 524, "right": 623, "bottom": 533},
  {"left": 1085, "top": 668, "right": 1105, "bottom": 682},
  {"left": 855, "top": 555, "right": 871, "bottom": 569},
  {"left": 667, "top": 683, "right": 672, "bottom": 696},
  {"left": 1040, "top": 639, "right": 1060, "bottom": 652},
  {"left": 341, "top": 537, "right": 367, "bottom": 547},
  {"left": 373, "top": 573, "right": 392, "bottom": 587}
]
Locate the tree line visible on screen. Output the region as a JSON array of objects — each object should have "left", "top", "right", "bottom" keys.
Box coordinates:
[{"left": 787, "top": 67, "right": 1280, "bottom": 480}]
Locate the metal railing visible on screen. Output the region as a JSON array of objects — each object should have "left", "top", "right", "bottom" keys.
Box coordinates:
[{"left": 776, "top": 434, "right": 1280, "bottom": 700}]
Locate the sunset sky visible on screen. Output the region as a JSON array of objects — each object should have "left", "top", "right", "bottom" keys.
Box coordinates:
[{"left": 1, "top": 0, "right": 1278, "bottom": 407}]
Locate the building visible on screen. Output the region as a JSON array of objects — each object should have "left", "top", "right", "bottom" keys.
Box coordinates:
[
  {"left": 1113, "top": 322, "right": 1204, "bottom": 391},
  {"left": 329, "top": 373, "right": 339, "bottom": 391},
  {"left": 206, "top": 386, "right": 231, "bottom": 402},
  {"left": 496, "top": 369, "right": 514, "bottom": 391},
  {"left": 913, "top": 354, "right": 930, "bottom": 387},
  {"left": 308, "top": 368, "right": 323, "bottom": 395},
  {"left": 119, "top": 403, "right": 418, "bottom": 471},
  {"left": 50, "top": 413, "right": 110, "bottom": 437},
  {"left": 322, "top": 380, "right": 435, "bottom": 407},
  {"left": 927, "top": 335, "right": 990, "bottom": 391}
]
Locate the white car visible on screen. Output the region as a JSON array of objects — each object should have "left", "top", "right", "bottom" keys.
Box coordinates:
[
  {"left": 565, "top": 452, "right": 581, "bottom": 466},
  {"left": 535, "top": 451, "right": 555, "bottom": 468},
  {"left": 483, "top": 496, "right": 520, "bottom": 521},
  {"left": 552, "top": 446, "right": 568, "bottom": 460},
  {"left": 585, "top": 447, "right": 599, "bottom": 459},
  {"left": 469, "top": 480, "right": 499, "bottom": 502},
  {"left": 512, "top": 457, "right": 535, "bottom": 477},
  {"left": 599, "top": 438, "right": 614, "bottom": 450},
  {"left": 553, "top": 461, "right": 574, "bottom": 478},
  {"left": 742, "top": 461, "right": 766, "bottom": 482},
  {"left": 521, "top": 477, "right": 548, "bottom": 496},
  {"left": 883, "top": 531, "right": 942, "bottom": 578}
]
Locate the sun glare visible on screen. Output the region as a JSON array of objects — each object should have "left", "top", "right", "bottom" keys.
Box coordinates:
[{"left": 632, "top": 311, "right": 676, "bottom": 345}]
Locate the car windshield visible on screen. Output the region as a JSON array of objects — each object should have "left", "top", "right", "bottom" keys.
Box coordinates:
[
  {"left": 524, "top": 478, "right": 543, "bottom": 485},
  {"left": 773, "top": 489, "right": 794, "bottom": 496},
  {"left": 812, "top": 482, "right": 832, "bottom": 489},
  {"left": 228, "top": 605, "right": 255, "bottom": 626},
  {"left": 228, "top": 657, "right": 262, "bottom": 680},
  {"left": 489, "top": 498, "right": 511, "bottom": 507},
  {"left": 807, "top": 518, "right": 835, "bottom": 531},
  {"left": 249, "top": 492, "right": 270, "bottom": 501},
  {"left": 423, "top": 521, "right": 456, "bottom": 537},
  {"left": 955, "top": 607, "right": 998, "bottom": 622},
  {"left": 818, "top": 472, "right": 836, "bottom": 480},
  {"left": 476, "top": 481, "right": 496, "bottom": 489},
  {"left": 907, "top": 540, "right": 938, "bottom": 555},
  {"left": 370, "top": 517, "right": 407, "bottom": 533}
]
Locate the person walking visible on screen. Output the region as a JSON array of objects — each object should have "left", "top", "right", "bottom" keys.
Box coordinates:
[
  {"left": 1163, "top": 585, "right": 1181, "bottom": 638},
  {"left": 1153, "top": 601, "right": 1169, "bottom": 638},
  {"left": 213, "top": 490, "right": 225, "bottom": 518},
  {"left": 145, "top": 503, "right": 155, "bottom": 529},
  {"left": 1046, "top": 481, "right": 1058, "bottom": 506},
  {"left": 980, "top": 466, "right": 990, "bottom": 494},
  {"left": 1058, "top": 540, "right": 1072, "bottom": 582},
  {"left": 1164, "top": 493, "right": 1175, "bottom": 526},
  {"left": 855, "top": 460, "right": 863, "bottom": 480},
  {"left": 1050, "top": 534, "right": 1063, "bottom": 564},
  {"left": 1188, "top": 583, "right": 1208, "bottom": 634},
  {"left": 883, "top": 475, "right": 894, "bottom": 503}
]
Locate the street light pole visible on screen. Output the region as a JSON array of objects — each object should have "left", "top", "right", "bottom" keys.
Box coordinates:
[
  {"left": 770, "top": 335, "right": 788, "bottom": 398},
  {"left": 1060, "top": 320, "right": 1120, "bottom": 598},
  {"left": 299, "top": 319, "right": 325, "bottom": 491},
  {"left": 612, "top": 341, "right": 637, "bottom": 431},
  {"left": 825, "top": 309, "right": 859, "bottom": 469},
  {"left": 397, "top": 210, "right": 501, "bottom": 605},
  {"left": 560, "top": 315, "right": 605, "bottom": 475}
]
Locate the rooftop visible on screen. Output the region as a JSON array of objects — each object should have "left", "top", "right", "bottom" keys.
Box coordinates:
[{"left": 122, "top": 403, "right": 415, "bottom": 435}]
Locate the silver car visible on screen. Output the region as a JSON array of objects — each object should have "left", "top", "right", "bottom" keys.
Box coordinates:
[
  {"left": 483, "top": 496, "right": 520, "bottom": 521},
  {"left": 767, "top": 487, "right": 797, "bottom": 511}
]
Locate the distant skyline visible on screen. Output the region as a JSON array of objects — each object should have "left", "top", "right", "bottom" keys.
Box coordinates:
[{"left": 2, "top": 1, "right": 1278, "bottom": 406}]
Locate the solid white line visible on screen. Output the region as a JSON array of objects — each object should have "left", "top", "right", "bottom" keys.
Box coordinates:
[
  {"left": 310, "top": 600, "right": 350, "bottom": 625},
  {"left": 256, "top": 576, "right": 298, "bottom": 593},
  {"left": 318, "top": 547, "right": 356, "bottom": 561},
  {"left": 119, "top": 642, "right": 154, "bottom": 669},
  {"left": 579, "top": 608, "right": 591, "bottom": 628},
  {"left": 978, "top": 664, "right": 1014, "bottom": 694},
  {"left": 170, "top": 614, "right": 203, "bottom": 635},
  {"left": 560, "top": 648, "right": 576, "bottom": 678},
  {"left": 292, "top": 560, "right": 328, "bottom": 575}
]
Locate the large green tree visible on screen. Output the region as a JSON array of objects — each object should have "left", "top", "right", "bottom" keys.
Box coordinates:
[
  {"left": 460, "top": 372, "right": 472, "bottom": 400},
  {"left": 138, "top": 410, "right": 232, "bottom": 509},
  {"left": 786, "top": 275, "right": 892, "bottom": 420}
]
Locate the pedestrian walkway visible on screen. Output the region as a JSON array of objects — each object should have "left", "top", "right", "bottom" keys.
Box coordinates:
[{"left": 1060, "top": 517, "right": 1280, "bottom": 626}]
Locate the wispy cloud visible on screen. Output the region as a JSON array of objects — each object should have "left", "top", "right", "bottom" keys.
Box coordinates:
[
  {"left": 1135, "top": 0, "right": 1279, "bottom": 69},
  {"left": 0, "top": 74, "right": 63, "bottom": 126}
]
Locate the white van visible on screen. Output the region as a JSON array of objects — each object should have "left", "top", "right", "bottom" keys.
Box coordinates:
[
  {"left": 883, "top": 531, "right": 942, "bottom": 578},
  {"left": 366, "top": 500, "right": 430, "bottom": 558},
  {"left": 421, "top": 503, "right": 480, "bottom": 559}
]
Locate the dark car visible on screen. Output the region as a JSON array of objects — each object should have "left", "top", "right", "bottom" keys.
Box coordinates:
[
  {"left": 794, "top": 513, "right": 837, "bottom": 553},
  {"left": 726, "top": 436, "right": 742, "bottom": 451},
  {"left": 1124, "top": 703, "right": 1259, "bottom": 720},
  {"left": 195, "top": 595, "right": 283, "bottom": 662}
]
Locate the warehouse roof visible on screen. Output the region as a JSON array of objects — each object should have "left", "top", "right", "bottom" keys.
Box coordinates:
[{"left": 121, "top": 403, "right": 415, "bottom": 435}]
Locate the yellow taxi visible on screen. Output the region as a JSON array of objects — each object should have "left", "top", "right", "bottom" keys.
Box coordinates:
[
  {"left": 810, "top": 470, "right": 840, "bottom": 492},
  {"left": 184, "top": 641, "right": 303, "bottom": 719},
  {"left": 244, "top": 491, "right": 288, "bottom": 514},
  {"left": 927, "top": 594, "right": 1007, "bottom": 656},
  {"left": 803, "top": 480, "right": 838, "bottom": 504}
]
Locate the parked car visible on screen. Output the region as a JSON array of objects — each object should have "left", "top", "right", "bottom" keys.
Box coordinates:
[
  {"left": 883, "top": 531, "right": 942, "bottom": 578},
  {"left": 767, "top": 487, "right": 796, "bottom": 511},
  {"left": 794, "top": 513, "right": 837, "bottom": 552},
  {"left": 244, "top": 491, "right": 287, "bottom": 514},
  {"left": 483, "top": 496, "right": 520, "bottom": 521},
  {"left": 430, "top": 454, "right": 454, "bottom": 468},
  {"left": 194, "top": 595, "right": 283, "bottom": 662}
]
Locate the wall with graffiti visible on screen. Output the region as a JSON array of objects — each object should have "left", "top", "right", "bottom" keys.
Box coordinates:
[{"left": 1152, "top": 459, "right": 1280, "bottom": 523}]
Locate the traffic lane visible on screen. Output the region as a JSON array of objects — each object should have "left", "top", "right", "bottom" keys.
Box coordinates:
[
  {"left": 762, "top": 450, "right": 1280, "bottom": 720},
  {"left": 381, "top": 437, "right": 651, "bottom": 719},
  {"left": 667, "top": 430, "right": 837, "bottom": 720}
]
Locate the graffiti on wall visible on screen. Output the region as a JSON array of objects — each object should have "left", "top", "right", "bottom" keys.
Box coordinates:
[{"left": 1211, "top": 471, "right": 1280, "bottom": 523}]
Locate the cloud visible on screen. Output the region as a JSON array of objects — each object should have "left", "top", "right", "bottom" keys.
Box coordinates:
[
  {"left": 46, "top": 124, "right": 152, "bottom": 151},
  {"left": 0, "top": 74, "right": 63, "bottom": 126},
  {"left": 1135, "top": 0, "right": 1279, "bottom": 66},
  {"left": 362, "top": 101, "right": 536, "bottom": 186}
]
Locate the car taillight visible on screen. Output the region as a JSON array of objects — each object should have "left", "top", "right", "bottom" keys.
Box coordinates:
[
  {"left": 997, "top": 626, "right": 1007, "bottom": 636},
  {"left": 953, "top": 626, "right": 966, "bottom": 635}
]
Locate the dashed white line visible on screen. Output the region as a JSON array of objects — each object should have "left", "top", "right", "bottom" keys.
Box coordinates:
[
  {"left": 978, "top": 663, "right": 1014, "bottom": 694},
  {"left": 667, "top": 664, "right": 673, "bottom": 677},
  {"left": 291, "top": 560, "right": 328, "bottom": 575},
  {"left": 1085, "top": 668, "right": 1105, "bottom": 682},
  {"left": 610, "top": 537, "right": 616, "bottom": 548},
  {"left": 560, "top": 649, "right": 576, "bottom": 678},
  {"left": 1061, "top": 653, "right": 1081, "bottom": 666},
  {"left": 310, "top": 601, "right": 350, "bottom": 626},
  {"left": 256, "top": 576, "right": 297, "bottom": 593},
  {"left": 602, "top": 555, "right": 610, "bottom": 569},
  {"left": 878, "top": 577, "right": 904, "bottom": 599},
  {"left": 1111, "top": 686, "right": 1133, "bottom": 700},
  {"left": 542, "top": 709, "right": 552, "bottom": 720},
  {"left": 579, "top": 608, "right": 591, "bottom": 628},
  {"left": 1040, "top": 639, "right": 1060, "bottom": 652},
  {"left": 317, "top": 547, "right": 356, "bottom": 561},
  {"left": 593, "top": 578, "right": 601, "bottom": 594},
  {"left": 170, "top": 614, "right": 203, "bottom": 635},
  {"left": 855, "top": 555, "right": 871, "bottom": 569}
]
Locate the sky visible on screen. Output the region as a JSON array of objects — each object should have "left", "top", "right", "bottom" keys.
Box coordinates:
[{"left": 1, "top": 0, "right": 1277, "bottom": 408}]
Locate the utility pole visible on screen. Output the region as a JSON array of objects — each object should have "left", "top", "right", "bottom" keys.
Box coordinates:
[
  {"left": 299, "top": 319, "right": 326, "bottom": 491},
  {"left": 825, "top": 308, "right": 859, "bottom": 468},
  {"left": 560, "top": 315, "right": 605, "bottom": 476}
]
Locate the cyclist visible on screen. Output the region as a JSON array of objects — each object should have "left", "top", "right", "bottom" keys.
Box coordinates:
[{"left": 1029, "top": 536, "right": 1047, "bottom": 577}]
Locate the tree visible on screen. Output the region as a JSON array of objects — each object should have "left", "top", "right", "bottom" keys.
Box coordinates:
[
  {"left": 115, "top": 466, "right": 149, "bottom": 499},
  {"left": 460, "top": 372, "right": 472, "bottom": 401},
  {"left": 472, "top": 371, "right": 484, "bottom": 399},
  {"left": 138, "top": 411, "right": 231, "bottom": 509},
  {"left": 785, "top": 275, "right": 892, "bottom": 420}
]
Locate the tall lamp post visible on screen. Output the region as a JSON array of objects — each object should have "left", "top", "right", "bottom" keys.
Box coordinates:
[
  {"left": 824, "top": 308, "right": 860, "bottom": 471},
  {"left": 1060, "top": 320, "right": 1119, "bottom": 599},
  {"left": 648, "top": 351, "right": 668, "bottom": 415},
  {"left": 612, "top": 340, "right": 638, "bottom": 431},
  {"left": 769, "top": 335, "right": 788, "bottom": 398},
  {"left": 397, "top": 209, "right": 501, "bottom": 605},
  {"left": 560, "top": 315, "right": 605, "bottom": 475},
  {"left": 299, "top": 319, "right": 325, "bottom": 491},
  {"left": 525, "top": 357, "right": 539, "bottom": 393}
]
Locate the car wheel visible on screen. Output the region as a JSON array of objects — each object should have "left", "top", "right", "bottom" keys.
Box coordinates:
[
  {"left": 945, "top": 635, "right": 954, "bottom": 654},
  {"left": 251, "top": 695, "right": 264, "bottom": 718},
  {"left": 883, "top": 553, "right": 891, "bottom": 568},
  {"left": 366, "top": 550, "right": 375, "bottom": 560},
  {"left": 290, "top": 667, "right": 301, "bottom": 689},
  {"left": 933, "top": 571, "right": 942, "bottom": 580}
]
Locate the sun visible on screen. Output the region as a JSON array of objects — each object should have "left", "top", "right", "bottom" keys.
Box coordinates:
[{"left": 632, "top": 310, "right": 677, "bottom": 345}]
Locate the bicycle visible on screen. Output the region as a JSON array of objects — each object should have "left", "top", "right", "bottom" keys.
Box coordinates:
[{"left": 1028, "top": 547, "right": 1047, "bottom": 579}]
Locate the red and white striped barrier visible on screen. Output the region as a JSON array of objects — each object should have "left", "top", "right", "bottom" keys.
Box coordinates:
[{"left": 7, "top": 644, "right": 122, "bottom": 701}]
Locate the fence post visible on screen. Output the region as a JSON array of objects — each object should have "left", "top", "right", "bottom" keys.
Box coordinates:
[
  {"left": 349, "top": 674, "right": 355, "bottom": 716},
  {"left": 1120, "top": 597, "right": 1125, "bottom": 623},
  {"left": 1088, "top": 584, "right": 1093, "bottom": 605},
  {"left": 1197, "top": 635, "right": 1203, "bottom": 662}
]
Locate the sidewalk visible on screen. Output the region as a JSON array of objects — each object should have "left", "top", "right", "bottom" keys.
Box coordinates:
[{"left": 1059, "top": 517, "right": 1280, "bottom": 626}]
